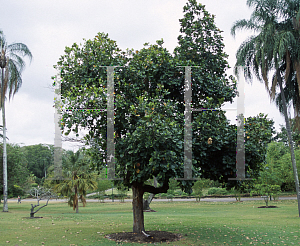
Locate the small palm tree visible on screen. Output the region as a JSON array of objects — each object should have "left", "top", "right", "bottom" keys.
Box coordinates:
[
  {"left": 0, "top": 30, "right": 32, "bottom": 212},
  {"left": 53, "top": 150, "right": 97, "bottom": 213}
]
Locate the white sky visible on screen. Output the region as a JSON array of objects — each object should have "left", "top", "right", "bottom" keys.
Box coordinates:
[{"left": 1, "top": 0, "right": 286, "bottom": 150}]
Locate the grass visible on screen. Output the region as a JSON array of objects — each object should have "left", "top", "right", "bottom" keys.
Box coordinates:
[{"left": 0, "top": 199, "right": 299, "bottom": 245}]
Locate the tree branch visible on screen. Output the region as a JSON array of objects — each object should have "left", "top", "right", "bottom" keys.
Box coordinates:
[
  {"left": 33, "top": 198, "right": 50, "bottom": 214},
  {"left": 143, "top": 180, "right": 169, "bottom": 194}
]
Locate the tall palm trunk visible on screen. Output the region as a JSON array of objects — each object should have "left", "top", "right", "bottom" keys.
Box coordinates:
[
  {"left": 1, "top": 67, "right": 8, "bottom": 212},
  {"left": 277, "top": 69, "right": 300, "bottom": 217},
  {"left": 294, "top": 97, "right": 300, "bottom": 133},
  {"left": 74, "top": 185, "right": 79, "bottom": 213}
]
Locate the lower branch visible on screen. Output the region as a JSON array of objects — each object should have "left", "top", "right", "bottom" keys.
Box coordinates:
[{"left": 143, "top": 180, "right": 169, "bottom": 194}]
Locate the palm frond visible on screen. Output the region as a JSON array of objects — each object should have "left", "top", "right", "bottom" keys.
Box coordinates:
[
  {"left": 79, "top": 195, "right": 86, "bottom": 207},
  {"left": 231, "top": 19, "right": 260, "bottom": 37},
  {"left": 285, "top": 50, "right": 292, "bottom": 82},
  {"left": 270, "top": 72, "right": 278, "bottom": 100},
  {"left": 0, "top": 30, "right": 32, "bottom": 102},
  {"left": 8, "top": 43, "right": 33, "bottom": 63}
]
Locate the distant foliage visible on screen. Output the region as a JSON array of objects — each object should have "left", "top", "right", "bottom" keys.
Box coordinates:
[
  {"left": 264, "top": 141, "right": 300, "bottom": 191},
  {"left": 207, "top": 187, "right": 228, "bottom": 196},
  {"left": 0, "top": 143, "right": 30, "bottom": 197}
]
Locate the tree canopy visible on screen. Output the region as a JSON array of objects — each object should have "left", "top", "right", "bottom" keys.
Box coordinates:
[
  {"left": 231, "top": 0, "right": 300, "bottom": 216},
  {"left": 0, "top": 143, "right": 30, "bottom": 198},
  {"left": 56, "top": 0, "right": 274, "bottom": 233},
  {"left": 51, "top": 149, "right": 97, "bottom": 213},
  {"left": 21, "top": 144, "right": 54, "bottom": 182}
]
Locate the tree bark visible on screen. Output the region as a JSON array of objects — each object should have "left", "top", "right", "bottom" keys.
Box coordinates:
[
  {"left": 74, "top": 186, "right": 79, "bottom": 213},
  {"left": 143, "top": 193, "right": 154, "bottom": 210},
  {"left": 1, "top": 67, "right": 8, "bottom": 212},
  {"left": 294, "top": 61, "right": 300, "bottom": 103},
  {"left": 293, "top": 92, "right": 300, "bottom": 133},
  {"left": 30, "top": 197, "right": 50, "bottom": 218},
  {"left": 143, "top": 177, "right": 157, "bottom": 210},
  {"left": 132, "top": 182, "right": 145, "bottom": 233},
  {"left": 277, "top": 69, "right": 300, "bottom": 217}
]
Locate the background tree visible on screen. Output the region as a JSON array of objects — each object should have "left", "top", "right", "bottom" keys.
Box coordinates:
[
  {"left": 265, "top": 141, "right": 288, "bottom": 189},
  {"left": 166, "top": 178, "right": 179, "bottom": 201},
  {"left": 0, "top": 143, "right": 30, "bottom": 199},
  {"left": 52, "top": 149, "right": 97, "bottom": 213},
  {"left": 274, "top": 119, "right": 300, "bottom": 147},
  {"left": 21, "top": 144, "right": 54, "bottom": 184},
  {"left": 0, "top": 30, "right": 32, "bottom": 212},
  {"left": 265, "top": 141, "right": 300, "bottom": 191},
  {"left": 96, "top": 169, "right": 112, "bottom": 203},
  {"left": 251, "top": 164, "right": 282, "bottom": 207},
  {"left": 231, "top": 0, "right": 300, "bottom": 125},
  {"left": 231, "top": 0, "right": 300, "bottom": 216},
  {"left": 272, "top": 0, "right": 300, "bottom": 130},
  {"left": 277, "top": 150, "right": 300, "bottom": 191},
  {"left": 116, "top": 183, "right": 127, "bottom": 202},
  {"left": 194, "top": 111, "right": 275, "bottom": 187},
  {"left": 28, "top": 187, "right": 57, "bottom": 218},
  {"left": 192, "top": 179, "right": 210, "bottom": 202},
  {"left": 143, "top": 177, "right": 158, "bottom": 210}
]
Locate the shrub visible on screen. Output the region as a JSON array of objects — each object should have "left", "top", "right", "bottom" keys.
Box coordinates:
[
  {"left": 207, "top": 187, "right": 227, "bottom": 195},
  {"left": 181, "top": 192, "right": 188, "bottom": 197},
  {"left": 192, "top": 179, "right": 210, "bottom": 202},
  {"left": 167, "top": 194, "right": 174, "bottom": 201},
  {"left": 251, "top": 183, "right": 281, "bottom": 207}
]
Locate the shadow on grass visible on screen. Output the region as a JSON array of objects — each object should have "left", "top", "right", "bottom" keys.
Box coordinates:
[{"left": 257, "top": 206, "right": 279, "bottom": 208}]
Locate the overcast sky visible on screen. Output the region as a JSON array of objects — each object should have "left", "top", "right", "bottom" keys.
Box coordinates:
[{"left": 1, "top": 0, "right": 286, "bottom": 151}]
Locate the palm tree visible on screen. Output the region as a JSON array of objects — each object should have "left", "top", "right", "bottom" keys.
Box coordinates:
[
  {"left": 0, "top": 30, "right": 32, "bottom": 212},
  {"left": 232, "top": 0, "right": 300, "bottom": 125},
  {"left": 231, "top": 0, "right": 300, "bottom": 216},
  {"left": 53, "top": 150, "right": 97, "bottom": 213},
  {"left": 274, "top": 65, "right": 300, "bottom": 131}
]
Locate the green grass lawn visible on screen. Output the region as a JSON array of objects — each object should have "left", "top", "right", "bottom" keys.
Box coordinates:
[{"left": 0, "top": 199, "right": 299, "bottom": 245}]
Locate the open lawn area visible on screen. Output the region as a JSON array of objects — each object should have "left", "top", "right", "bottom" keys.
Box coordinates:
[{"left": 0, "top": 199, "right": 299, "bottom": 245}]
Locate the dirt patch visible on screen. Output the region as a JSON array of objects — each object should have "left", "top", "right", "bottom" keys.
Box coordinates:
[
  {"left": 105, "top": 231, "right": 182, "bottom": 244},
  {"left": 257, "top": 206, "right": 278, "bottom": 208}
]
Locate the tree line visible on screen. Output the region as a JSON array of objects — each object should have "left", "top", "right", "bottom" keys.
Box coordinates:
[{"left": 0, "top": 119, "right": 299, "bottom": 197}]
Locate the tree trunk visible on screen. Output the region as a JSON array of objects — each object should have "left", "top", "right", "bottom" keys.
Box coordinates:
[
  {"left": 30, "top": 205, "right": 35, "bottom": 218},
  {"left": 293, "top": 93, "right": 300, "bottom": 133},
  {"left": 294, "top": 61, "right": 300, "bottom": 104},
  {"left": 143, "top": 177, "right": 157, "bottom": 210},
  {"left": 143, "top": 193, "right": 155, "bottom": 210},
  {"left": 74, "top": 185, "right": 79, "bottom": 213},
  {"left": 277, "top": 69, "right": 300, "bottom": 217},
  {"left": 132, "top": 182, "right": 145, "bottom": 233},
  {"left": 1, "top": 67, "right": 8, "bottom": 212}
]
